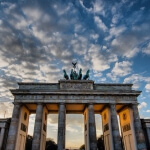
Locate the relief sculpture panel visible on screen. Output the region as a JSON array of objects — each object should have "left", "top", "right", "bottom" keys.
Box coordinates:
[{"left": 60, "top": 83, "right": 93, "bottom": 90}]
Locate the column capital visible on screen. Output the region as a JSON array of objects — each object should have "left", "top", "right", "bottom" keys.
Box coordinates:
[
  {"left": 127, "top": 103, "right": 138, "bottom": 109},
  {"left": 130, "top": 102, "right": 138, "bottom": 105},
  {"left": 58, "top": 103, "right": 66, "bottom": 109},
  {"left": 36, "top": 103, "right": 48, "bottom": 108},
  {"left": 13, "top": 102, "right": 21, "bottom": 105},
  {"left": 59, "top": 103, "right": 65, "bottom": 105},
  {"left": 109, "top": 103, "right": 116, "bottom": 106},
  {"left": 88, "top": 103, "right": 93, "bottom": 105},
  {"left": 36, "top": 102, "right": 43, "bottom": 105},
  {"left": 109, "top": 103, "right": 116, "bottom": 110}
]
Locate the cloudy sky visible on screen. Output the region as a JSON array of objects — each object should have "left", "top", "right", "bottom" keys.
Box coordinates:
[{"left": 0, "top": 0, "right": 150, "bottom": 148}]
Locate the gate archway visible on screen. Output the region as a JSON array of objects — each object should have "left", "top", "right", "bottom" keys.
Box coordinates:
[{"left": 6, "top": 80, "right": 147, "bottom": 150}]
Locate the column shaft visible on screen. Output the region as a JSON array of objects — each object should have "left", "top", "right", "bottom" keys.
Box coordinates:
[
  {"left": 132, "top": 104, "right": 147, "bottom": 150},
  {"left": 6, "top": 104, "right": 21, "bottom": 150},
  {"left": 57, "top": 103, "right": 66, "bottom": 150},
  {"left": 110, "top": 104, "right": 123, "bottom": 150},
  {"left": 32, "top": 104, "right": 43, "bottom": 150},
  {"left": 88, "top": 104, "right": 97, "bottom": 150},
  {"left": 0, "top": 128, "right": 5, "bottom": 150}
]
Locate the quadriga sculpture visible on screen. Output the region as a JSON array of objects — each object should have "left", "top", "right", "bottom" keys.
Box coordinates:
[{"left": 63, "top": 67, "right": 89, "bottom": 80}]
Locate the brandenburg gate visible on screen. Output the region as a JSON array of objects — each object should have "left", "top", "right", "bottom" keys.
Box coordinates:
[{"left": 6, "top": 66, "right": 147, "bottom": 150}]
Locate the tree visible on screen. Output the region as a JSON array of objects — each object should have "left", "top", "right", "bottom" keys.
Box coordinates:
[
  {"left": 45, "top": 138, "right": 57, "bottom": 150},
  {"left": 79, "top": 135, "right": 104, "bottom": 150},
  {"left": 79, "top": 144, "right": 85, "bottom": 150},
  {"left": 97, "top": 135, "right": 104, "bottom": 150},
  {"left": 25, "top": 136, "right": 57, "bottom": 150}
]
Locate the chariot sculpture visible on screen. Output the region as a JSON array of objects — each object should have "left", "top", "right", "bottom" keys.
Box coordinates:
[{"left": 63, "top": 62, "right": 90, "bottom": 80}]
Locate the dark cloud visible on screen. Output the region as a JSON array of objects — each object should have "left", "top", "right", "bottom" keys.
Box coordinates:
[
  {"left": 0, "top": 0, "right": 150, "bottom": 115},
  {"left": 111, "top": 22, "right": 150, "bottom": 58},
  {"left": 0, "top": 0, "right": 150, "bottom": 146}
]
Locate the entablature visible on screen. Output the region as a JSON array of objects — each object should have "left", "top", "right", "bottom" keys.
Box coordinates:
[
  {"left": 14, "top": 93, "right": 138, "bottom": 104},
  {"left": 11, "top": 90, "right": 141, "bottom": 96},
  {"left": 17, "top": 80, "right": 133, "bottom": 91},
  {"left": 13, "top": 80, "right": 140, "bottom": 104}
]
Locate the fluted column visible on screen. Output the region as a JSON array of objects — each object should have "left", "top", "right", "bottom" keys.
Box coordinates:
[
  {"left": 88, "top": 104, "right": 97, "bottom": 150},
  {"left": 0, "top": 128, "right": 5, "bottom": 149},
  {"left": 32, "top": 103, "right": 43, "bottom": 150},
  {"left": 132, "top": 103, "right": 147, "bottom": 150},
  {"left": 6, "top": 103, "right": 21, "bottom": 150},
  {"left": 110, "top": 104, "right": 123, "bottom": 150},
  {"left": 57, "top": 103, "right": 66, "bottom": 150}
]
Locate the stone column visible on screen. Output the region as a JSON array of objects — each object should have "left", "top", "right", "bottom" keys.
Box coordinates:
[
  {"left": 57, "top": 103, "right": 66, "bottom": 150},
  {"left": 32, "top": 103, "right": 43, "bottom": 150},
  {"left": 110, "top": 104, "right": 123, "bottom": 150},
  {"left": 6, "top": 103, "right": 21, "bottom": 150},
  {"left": 88, "top": 104, "right": 97, "bottom": 150},
  {"left": 0, "top": 128, "right": 5, "bottom": 150},
  {"left": 132, "top": 103, "right": 147, "bottom": 150}
]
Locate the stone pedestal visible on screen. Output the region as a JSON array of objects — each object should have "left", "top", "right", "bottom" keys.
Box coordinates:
[
  {"left": 6, "top": 103, "right": 21, "bottom": 150},
  {"left": 110, "top": 104, "right": 123, "bottom": 150},
  {"left": 132, "top": 104, "right": 147, "bottom": 150},
  {"left": 32, "top": 104, "right": 44, "bottom": 150},
  {"left": 88, "top": 104, "right": 97, "bottom": 150},
  {"left": 57, "top": 103, "right": 66, "bottom": 150}
]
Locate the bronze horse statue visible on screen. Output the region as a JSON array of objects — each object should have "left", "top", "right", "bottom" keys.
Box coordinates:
[
  {"left": 63, "top": 69, "right": 69, "bottom": 80},
  {"left": 70, "top": 68, "right": 82, "bottom": 80},
  {"left": 78, "top": 68, "right": 82, "bottom": 80},
  {"left": 70, "top": 69, "right": 74, "bottom": 80},
  {"left": 83, "top": 70, "right": 90, "bottom": 80}
]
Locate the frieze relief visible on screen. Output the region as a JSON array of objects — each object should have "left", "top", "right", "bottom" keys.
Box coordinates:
[
  {"left": 60, "top": 83, "right": 93, "bottom": 90},
  {"left": 94, "top": 85, "right": 131, "bottom": 91},
  {"left": 19, "top": 84, "right": 59, "bottom": 90}
]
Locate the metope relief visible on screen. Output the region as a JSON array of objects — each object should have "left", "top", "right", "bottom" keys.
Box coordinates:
[{"left": 60, "top": 83, "right": 93, "bottom": 90}]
